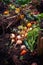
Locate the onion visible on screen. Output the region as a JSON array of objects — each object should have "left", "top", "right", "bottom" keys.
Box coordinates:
[
  {"left": 17, "top": 35, "right": 22, "bottom": 40},
  {"left": 21, "top": 45, "right": 26, "bottom": 49},
  {"left": 21, "top": 34, "right": 25, "bottom": 40},
  {"left": 16, "top": 40, "right": 22, "bottom": 45},
  {"left": 11, "top": 39, "right": 15, "bottom": 43},
  {"left": 22, "top": 34, "right": 25, "bottom": 37},
  {"left": 17, "top": 31, "right": 20, "bottom": 34},
  {"left": 10, "top": 33, "right": 15, "bottom": 39}
]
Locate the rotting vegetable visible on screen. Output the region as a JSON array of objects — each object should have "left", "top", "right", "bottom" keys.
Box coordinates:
[{"left": 24, "top": 27, "right": 40, "bottom": 52}]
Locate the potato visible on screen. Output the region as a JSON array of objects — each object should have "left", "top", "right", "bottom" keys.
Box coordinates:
[{"left": 21, "top": 34, "right": 25, "bottom": 40}]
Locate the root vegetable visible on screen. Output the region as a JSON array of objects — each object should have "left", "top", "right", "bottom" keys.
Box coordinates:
[
  {"left": 11, "top": 39, "right": 15, "bottom": 43},
  {"left": 21, "top": 34, "right": 25, "bottom": 40},
  {"left": 16, "top": 40, "right": 22, "bottom": 45},
  {"left": 17, "top": 31, "right": 21, "bottom": 34},
  {"left": 10, "top": 33, "right": 15, "bottom": 39},
  {"left": 20, "top": 49, "right": 27, "bottom": 55},
  {"left": 21, "top": 45, "right": 26, "bottom": 50},
  {"left": 17, "top": 35, "right": 22, "bottom": 40}
]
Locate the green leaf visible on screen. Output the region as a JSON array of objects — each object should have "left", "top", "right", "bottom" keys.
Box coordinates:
[
  {"left": 25, "top": 27, "right": 40, "bottom": 52},
  {"left": 15, "top": 0, "right": 31, "bottom": 5},
  {"left": 37, "top": 13, "right": 43, "bottom": 19}
]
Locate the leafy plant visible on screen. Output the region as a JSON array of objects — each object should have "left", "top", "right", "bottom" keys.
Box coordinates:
[
  {"left": 38, "top": 13, "right": 43, "bottom": 19},
  {"left": 24, "top": 27, "right": 40, "bottom": 52},
  {"left": 34, "top": 13, "right": 43, "bottom": 22}
]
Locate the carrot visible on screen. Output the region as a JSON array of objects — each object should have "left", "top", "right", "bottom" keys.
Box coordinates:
[{"left": 20, "top": 49, "right": 27, "bottom": 55}]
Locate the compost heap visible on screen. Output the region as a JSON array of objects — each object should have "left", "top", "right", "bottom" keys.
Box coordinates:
[{"left": 0, "top": 0, "right": 43, "bottom": 65}]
